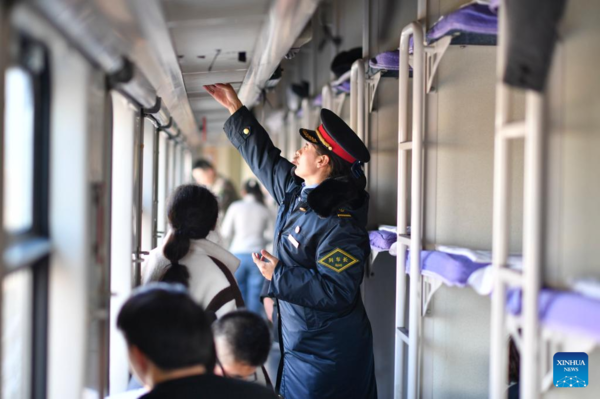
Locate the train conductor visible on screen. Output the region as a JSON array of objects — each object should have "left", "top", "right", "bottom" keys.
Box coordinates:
[{"left": 204, "top": 83, "right": 377, "bottom": 399}]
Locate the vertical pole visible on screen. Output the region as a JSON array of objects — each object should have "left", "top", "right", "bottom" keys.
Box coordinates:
[
  {"left": 490, "top": 4, "right": 511, "bottom": 398},
  {"left": 407, "top": 23, "right": 425, "bottom": 399},
  {"left": 351, "top": 60, "right": 366, "bottom": 142},
  {"left": 350, "top": 66, "right": 358, "bottom": 131},
  {"left": 132, "top": 111, "right": 144, "bottom": 287},
  {"left": 99, "top": 90, "right": 114, "bottom": 398},
  {"left": 322, "top": 84, "right": 333, "bottom": 110},
  {"left": 396, "top": 22, "right": 425, "bottom": 399},
  {"left": 151, "top": 126, "right": 160, "bottom": 249},
  {"left": 417, "top": 0, "right": 427, "bottom": 26},
  {"left": 394, "top": 22, "right": 411, "bottom": 399},
  {"left": 362, "top": 0, "right": 370, "bottom": 59},
  {"left": 521, "top": 91, "right": 544, "bottom": 399},
  {"left": 0, "top": 1, "right": 8, "bottom": 394}
]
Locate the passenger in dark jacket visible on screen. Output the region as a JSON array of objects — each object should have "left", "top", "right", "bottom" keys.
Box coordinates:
[
  {"left": 204, "top": 83, "right": 377, "bottom": 399},
  {"left": 116, "top": 283, "right": 276, "bottom": 399}
]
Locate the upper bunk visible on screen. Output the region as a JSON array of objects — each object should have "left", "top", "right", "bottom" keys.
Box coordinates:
[{"left": 369, "top": 1, "right": 498, "bottom": 77}]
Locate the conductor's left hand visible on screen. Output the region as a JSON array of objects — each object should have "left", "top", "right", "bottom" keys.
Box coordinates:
[{"left": 252, "top": 250, "right": 279, "bottom": 281}]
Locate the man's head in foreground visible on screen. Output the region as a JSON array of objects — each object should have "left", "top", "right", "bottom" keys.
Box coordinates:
[{"left": 117, "top": 283, "right": 215, "bottom": 388}]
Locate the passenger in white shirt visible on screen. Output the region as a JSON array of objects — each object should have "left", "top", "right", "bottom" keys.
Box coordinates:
[{"left": 221, "top": 179, "right": 274, "bottom": 315}]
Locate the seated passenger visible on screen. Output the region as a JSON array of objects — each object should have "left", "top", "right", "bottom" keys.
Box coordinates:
[
  {"left": 116, "top": 283, "right": 277, "bottom": 399},
  {"left": 212, "top": 310, "right": 271, "bottom": 383},
  {"left": 142, "top": 184, "right": 243, "bottom": 318}
]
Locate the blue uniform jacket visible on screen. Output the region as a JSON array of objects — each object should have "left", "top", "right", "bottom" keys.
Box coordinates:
[{"left": 224, "top": 107, "right": 377, "bottom": 399}]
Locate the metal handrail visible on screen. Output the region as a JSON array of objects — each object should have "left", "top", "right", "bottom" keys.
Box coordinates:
[{"left": 395, "top": 21, "right": 426, "bottom": 399}]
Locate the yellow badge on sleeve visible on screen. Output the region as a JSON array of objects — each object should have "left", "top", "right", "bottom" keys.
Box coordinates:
[{"left": 318, "top": 248, "right": 359, "bottom": 273}]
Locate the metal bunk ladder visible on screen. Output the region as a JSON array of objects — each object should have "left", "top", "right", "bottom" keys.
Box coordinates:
[
  {"left": 489, "top": 3, "right": 545, "bottom": 399},
  {"left": 394, "top": 21, "right": 426, "bottom": 399}
]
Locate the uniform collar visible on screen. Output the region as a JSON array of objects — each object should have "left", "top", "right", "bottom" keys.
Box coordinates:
[{"left": 300, "top": 183, "right": 318, "bottom": 201}]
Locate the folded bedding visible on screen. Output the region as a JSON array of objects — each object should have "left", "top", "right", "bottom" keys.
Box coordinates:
[
  {"left": 405, "top": 250, "right": 489, "bottom": 287},
  {"left": 369, "top": 2, "right": 497, "bottom": 73},
  {"left": 369, "top": 230, "right": 397, "bottom": 252},
  {"left": 507, "top": 288, "right": 600, "bottom": 342},
  {"left": 428, "top": 2, "right": 498, "bottom": 43}
]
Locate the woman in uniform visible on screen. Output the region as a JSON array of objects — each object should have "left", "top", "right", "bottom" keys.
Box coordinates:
[{"left": 204, "top": 83, "right": 377, "bottom": 399}]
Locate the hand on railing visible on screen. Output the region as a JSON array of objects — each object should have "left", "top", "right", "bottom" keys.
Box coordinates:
[{"left": 203, "top": 83, "right": 243, "bottom": 115}]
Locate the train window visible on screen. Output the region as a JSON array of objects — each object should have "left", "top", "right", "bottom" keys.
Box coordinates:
[
  {"left": 183, "top": 148, "right": 192, "bottom": 184},
  {"left": 167, "top": 139, "right": 175, "bottom": 197},
  {"left": 156, "top": 132, "right": 168, "bottom": 238},
  {"left": 3, "top": 67, "right": 35, "bottom": 234},
  {"left": 2, "top": 37, "right": 50, "bottom": 399},
  {"left": 141, "top": 118, "right": 155, "bottom": 252},
  {"left": 174, "top": 143, "right": 182, "bottom": 187},
  {"left": 2, "top": 268, "right": 33, "bottom": 399}
]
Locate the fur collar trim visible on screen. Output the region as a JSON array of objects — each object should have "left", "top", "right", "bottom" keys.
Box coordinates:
[{"left": 306, "top": 176, "right": 367, "bottom": 217}]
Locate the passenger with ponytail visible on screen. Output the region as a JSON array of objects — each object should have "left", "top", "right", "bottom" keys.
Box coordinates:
[{"left": 142, "top": 184, "right": 244, "bottom": 318}]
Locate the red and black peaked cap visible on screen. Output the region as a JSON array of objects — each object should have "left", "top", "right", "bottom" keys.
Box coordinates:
[{"left": 299, "top": 108, "right": 370, "bottom": 164}]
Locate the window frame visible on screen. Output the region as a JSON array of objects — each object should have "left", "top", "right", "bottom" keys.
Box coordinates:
[{"left": 2, "top": 34, "right": 51, "bottom": 399}]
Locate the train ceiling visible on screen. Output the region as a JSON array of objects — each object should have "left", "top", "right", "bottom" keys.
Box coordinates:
[{"left": 26, "top": 0, "right": 319, "bottom": 146}]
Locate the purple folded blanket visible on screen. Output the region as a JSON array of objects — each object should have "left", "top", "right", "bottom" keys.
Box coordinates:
[
  {"left": 428, "top": 2, "right": 498, "bottom": 41},
  {"left": 507, "top": 289, "right": 600, "bottom": 342},
  {"left": 369, "top": 230, "right": 397, "bottom": 251},
  {"left": 405, "top": 250, "right": 489, "bottom": 287},
  {"left": 370, "top": 3, "right": 497, "bottom": 72}
]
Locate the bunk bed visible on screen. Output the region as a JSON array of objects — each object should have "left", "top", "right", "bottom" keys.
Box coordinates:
[
  {"left": 506, "top": 288, "right": 600, "bottom": 343},
  {"left": 383, "top": 3, "right": 500, "bottom": 398},
  {"left": 325, "top": 3, "right": 504, "bottom": 398},
  {"left": 369, "top": 227, "right": 600, "bottom": 349},
  {"left": 369, "top": 231, "right": 522, "bottom": 295},
  {"left": 369, "top": 1, "right": 497, "bottom": 78},
  {"left": 488, "top": 0, "right": 591, "bottom": 397}
]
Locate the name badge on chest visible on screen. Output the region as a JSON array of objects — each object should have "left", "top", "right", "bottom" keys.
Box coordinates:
[{"left": 287, "top": 234, "right": 300, "bottom": 249}]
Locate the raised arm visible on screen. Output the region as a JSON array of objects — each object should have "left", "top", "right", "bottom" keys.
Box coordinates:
[{"left": 204, "top": 84, "right": 296, "bottom": 204}]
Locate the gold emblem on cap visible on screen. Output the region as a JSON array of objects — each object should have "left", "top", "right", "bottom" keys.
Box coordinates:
[
  {"left": 301, "top": 130, "right": 318, "bottom": 144},
  {"left": 314, "top": 129, "right": 333, "bottom": 151},
  {"left": 243, "top": 128, "right": 250, "bottom": 135}
]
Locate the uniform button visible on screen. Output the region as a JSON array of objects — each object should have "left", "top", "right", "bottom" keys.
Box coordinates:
[
  {"left": 243, "top": 128, "right": 250, "bottom": 135},
  {"left": 295, "top": 226, "right": 301, "bottom": 233}
]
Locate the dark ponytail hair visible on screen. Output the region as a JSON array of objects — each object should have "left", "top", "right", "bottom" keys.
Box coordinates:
[
  {"left": 159, "top": 184, "right": 219, "bottom": 287},
  {"left": 243, "top": 178, "right": 265, "bottom": 205}
]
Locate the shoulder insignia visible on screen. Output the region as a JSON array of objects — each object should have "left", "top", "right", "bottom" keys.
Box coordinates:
[
  {"left": 337, "top": 214, "right": 351, "bottom": 218},
  {"left": 318, "top": 248, "right": 359, "bottom": 273}
]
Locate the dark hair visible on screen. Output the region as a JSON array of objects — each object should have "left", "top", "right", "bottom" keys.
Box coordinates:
[
  {"left": 117, "top": 283, "right": 216, "bottom": 371},
  {"left": 192, "top": 159, "right": 214, "bottom": 171},
  {"left": 314, "top": 144, "right": 352, "bottom": 179},
  {"left": 243, "top": 179, "right": 264, "bottom": 205},
  {"left": 212, "top": 310, "right": 271, "bottom": 367},
  {"left": 314, "top": 144, "right": 367, "bottom": 192},
  {"left": 160, "top": 184, "right": 219, "bottom": 287}
]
